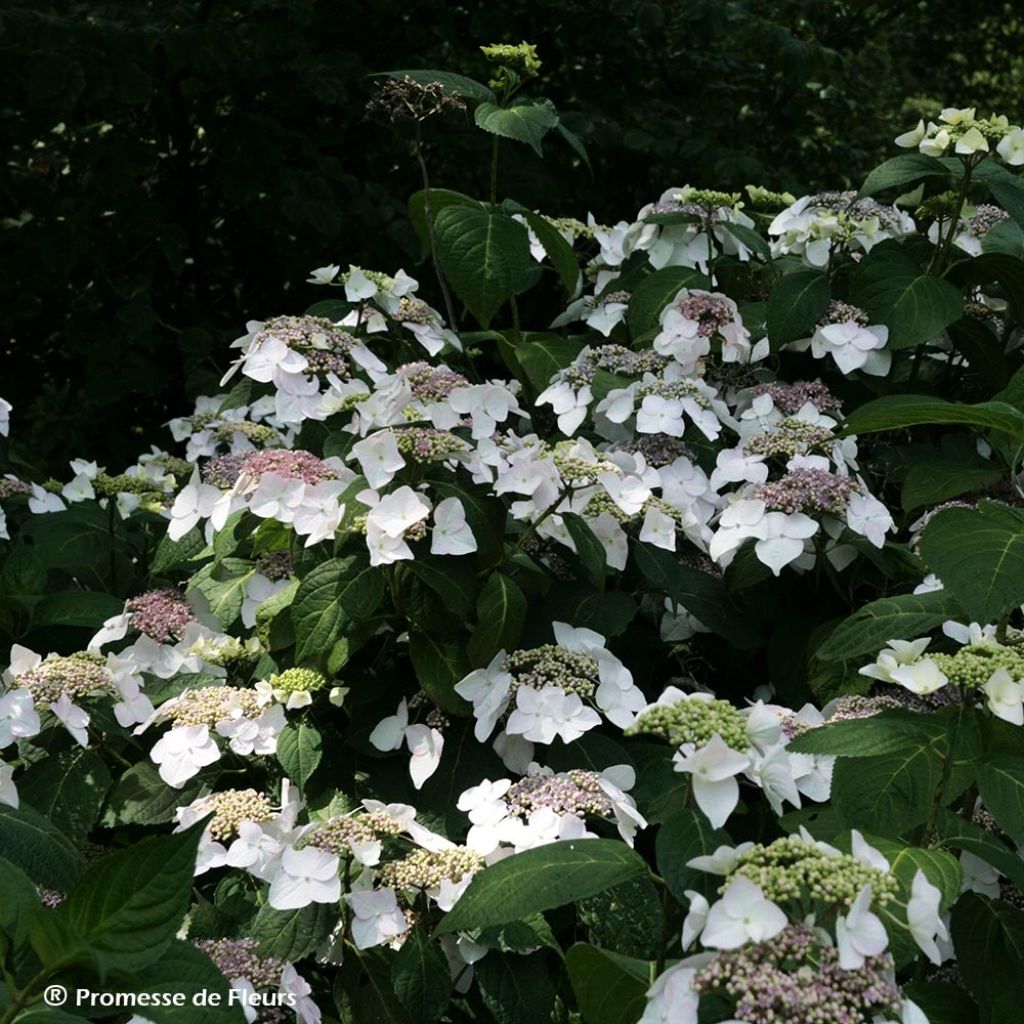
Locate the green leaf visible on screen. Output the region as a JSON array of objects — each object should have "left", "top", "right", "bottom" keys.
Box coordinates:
[
  {"left": 977, "top": 752, "right": 1024, "bottom": 846},
  {"left": 628, "top": 266, "right": 708, "bottom": 340},
  {"left": 409, "top": 631, "right": 472, "bottom": 714},
  {"left": 787, "top": 710, "right": 947, "bottom": 757},
  {"left": 476, "top": 951, "right": 556, "bottom": 1024},
  {"left": 467, "top": 571, "right": 527, "bottom": 666},
  {"left": 435, "top": 839, "right": 647, "bottom": 934},
  {"left": 867, "top": 836, "right": 962, "bottom": 967},
  {"left": 119, "top": 940, "right": 246, "bottom": 1024},
  {"left": 0, "top": 856, "right": 45, "bottom": 943},
  {"left": 188, "top": 557, "right": 253, "bottom": 629},
  {"left": 719, "top": 220, "right": 771, "bottom": 260},
  {"left": 55, "top": 820, "right": 206, "bottom": 971},
  {"left": 523, "top": 211, "right": 580, "bottom": 294},
  {"left": 952, "top": 893, "right": 1024, "bottom": 1024},
  {"left": 556, "top": 123, "right": 592, "bottom": 172},
  {"left": 276, "top": 721, "right": 323, "bottom": 789},
  {"left": 251, "top": 902, "right": 335, "bottom": 961},
  {"left": 947, "top": 252, "right": 1024, "bottom": 322},
  {"left": 408, "top": 189, "right": 484, "bottom": 257},
  {"left": 815, "top": 590, "right": 966, "bottom": 660},
  {"left": 904, "top": 982, "right": 979, "bottom": 1024},
  {"left": 474, "top": 101, "right": 558, "bottom": 156},
  {"left": 850, "top": 244, "right": 964, "bottom": 349},
  {"left": 919, "top": 505, "right": 1024, "bottom": 623},
  {"left": 946, "top": 317, "right": 1010, "bottom": 389},
  {"left": 512, "top": 332, "right": 586, "bottom": 393},
  {"left": 291, "top": 556, "right": 374, "bottom": 662},
  {"left": 655, "top": 808, "right": 727, "bottom": 903},
  {"left": 983, "top": 218, "right": 1024, "bottom": 258},
  {"left": 563, "top": 513, "right": 606, "bottom": 588},
  {"left": 390, "top": 925, "right": 452, "bottom": 1023},
  {"left": 380, "top": 69, "right": 494, "bottom": 104},
  {"left": 102, "top": 761, "right": 205, "bottom": 826},
  {"left": 0, "top": 804, "right": 85, "bottom": 890},
  {"left": 976, "top": 160, "right": 1024, "bottom": 228},
  {"left": 30, "top": 590, "right": 125, "bottom": 629},
  {"left": 18, "top": 747, "right": 111, "bottom": 843},
  {"left": 935, "top": 808, "right": 1024, "bottom": 890},
  {"left": 860, "top": 153, "right": 951, "bottom": 196},
  {"left": 405, "top": 557, "right": 478, "bottom": 621},
  {"left": 632, "top": 541, "right": 753, "bottom": 647},
  {"left": 901, "top": 457, "right": 1003, "bottom": 512},
  {"left": 868, "top": 836, "right": 962, "bottom": 907},
  {"left": 578, "top": 874, "right": 661, "bottom": 959},
  {"left": 842, "top": 394, "right": 1024, "bottom": 441},
  {"left": 831, "top": 741, "right": 944, "bottom": 835},
  {"left": 434, "top": 207, "right": 533, "bottom": 328},
  {"left": 565, "top": 943, "right": 650, "bottom": 1024},
  {"left": 766, "top": 269, "right": 830, "bottom": 347}
]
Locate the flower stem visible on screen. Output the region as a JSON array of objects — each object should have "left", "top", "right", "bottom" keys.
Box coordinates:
[{"left": 413, "top": 120, "right": 459, "bottom": 332}]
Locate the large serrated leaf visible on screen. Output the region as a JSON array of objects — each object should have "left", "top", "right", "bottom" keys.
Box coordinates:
[
  {"left": 435, "top": 839, "right": 647, "bottom": 934},
  {"left": 815, "top": 590, "right": 965, "bottom": 660},
  {"left": 474, "top": 101, "right": 558, "bottom": 156},
  {"left": 919, "top": 505, "right": 1024, "bottom": 623},
  {"left": 434, "top": 207, "right": 534, "bottom": 328},
  {"left": 850, "top": 244, "right": 964, "bottom": 349}
]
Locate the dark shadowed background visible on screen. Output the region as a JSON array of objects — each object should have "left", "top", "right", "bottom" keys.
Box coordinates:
[{"left": 2, "top": 0, "right": 1021, "bottom": 474}]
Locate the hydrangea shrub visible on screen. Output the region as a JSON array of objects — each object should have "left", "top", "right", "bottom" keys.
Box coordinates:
[{"left": 3, "top": 55, "right": 1024, "bottom": 1024}]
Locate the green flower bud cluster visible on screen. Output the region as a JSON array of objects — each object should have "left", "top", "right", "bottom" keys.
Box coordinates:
[
  {"left": 212, "top": 421, "right": 278, "bottom": 446},
  {"left": 624, "top": 697, "right": 749, "bottom": 750},
  {"left": 19, "top": 652, "right": 113, "bottom": 705},
  {"left": 340, "top": 267, "right": 395, "bottom": 290},
  {"left": 393, "top": 297, "right": 435, "bottom": 325},
  {"left": 743, "top": 419, "right": 833, "bottom": 459},
  {"left": 480, "top": 41, "right": 542, "bottom": 78},
  {"left": 543, "top": 214, "right": 590, "bottom": 238},
  {"left": 379, "top": 847, "right": 483, "bottom": 891},
  {"left": 504, "top": 644, "right": 600, "bottom": 699},
  {"left": 582, "top": 490, "right": 635, "bottom": 524},
  {"left": 678, "top": 187, "right": 742, "bottom": 210},
  {"left": 202, "top": 788, "right": 274, "bottom": 841},
  {"left": 164, "top": 685, "right": 261, "bottom": 728},
  {"left": 94, "top": 473, "right": 162, "bottom": 498},
  {"left": 270, "top": 667, "right": 328, "bottom": 695},
  {"left": 336, "top": 390, "right": 372, "bottom": 412},
  {"left": 744, "top": 185, "right": 797, "bottom": 209},
  {"left": 147, "top": 454, "right": 194, "bottom": 478},
  {"left": 727, "top": 836, "right": 898, "bottom": 909},
  {"left": 916, "top": 190, "right": 961, "bottom": 220},
  {"left": 930, "top": 643, "right": 1024, "bottom": 689},
  {"left": 302, "top": 810, "right": 403, "bottom": 857},
  {"left": 550, "top": 443, "right": 618, "bottom": 484}
]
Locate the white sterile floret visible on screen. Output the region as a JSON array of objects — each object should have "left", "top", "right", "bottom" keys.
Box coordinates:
[
  {"left": 150, "top": 724, "right": 221, "bottom": 788},
  {"left": 269, "top": 845, "right": 341, "bottom": 910},
  {"left": 672, "top": 734, "right": 752, "bottom": 828},
  {"left": 430, "top": 496, "right": 477, "bottom": 556},
  {"left": 982, "top": 668, "right": 1024, "bottom": 725},
  {"left": 700, "top": 875, "right": 788, "bottom": 949},
  {"left": 835, "top": 884, "right": 889, "bottom": 969},
  {"left": 906, "top": 870, "right": 949, "bottom": 965},
  {"left": 344, "top": 887, "right": 409, "bottom": 949}
]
